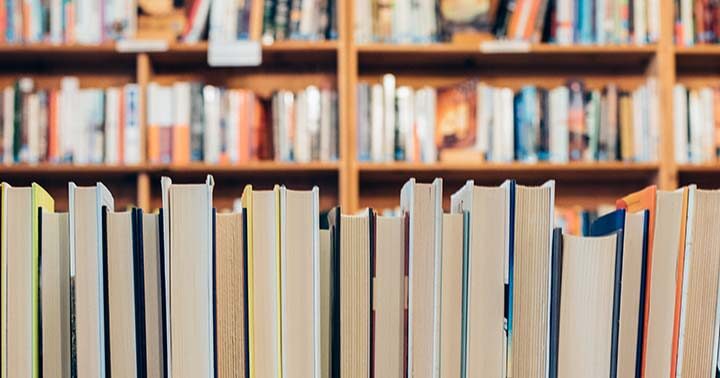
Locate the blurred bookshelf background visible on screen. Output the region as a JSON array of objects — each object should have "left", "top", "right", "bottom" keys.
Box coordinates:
[{"left": 0, "top": 0, "right": 719, "bottom": 213}]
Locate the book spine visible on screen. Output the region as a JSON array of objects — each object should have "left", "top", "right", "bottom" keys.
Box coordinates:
[
  {"left": 123, "top": 84, "right": 140, "bottom": 165},
  {"left": 273, "top": 0, "right": 289, "bottom": 40}
]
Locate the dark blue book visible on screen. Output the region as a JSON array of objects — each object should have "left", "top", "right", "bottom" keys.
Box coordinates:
[{"left": 514, "top": 86, "right": 538, "bottom": 162}]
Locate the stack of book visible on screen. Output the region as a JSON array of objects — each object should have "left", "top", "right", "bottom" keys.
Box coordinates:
[
  {"left": 146, "top": 82, "right": 338, "bottom": 164},
  {"left": 357, "top": 76, "right": 659, "bottom": 163},
  {"left": 675, "top": 0, "right": 720, "bottom": 46},
  {"left": 354, "top": 0, "right": 658, "bottom": 44},
  {"left": 0, "top": 77, "right": 141, "bottom": 165},
  {"left": 674, "top": 83, "right": 720, "bottom": 164},
  {"left": 3, "top": 177, "right": 720, "bottom": 377}
]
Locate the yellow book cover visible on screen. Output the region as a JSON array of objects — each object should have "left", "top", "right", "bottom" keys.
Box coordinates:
[
  {"left": 273, "top": 185, "right": 282, "bottom": 378},
  {"left": 31, "top": 184, "right": 54, "bottom": 378},
  {"left": 1, "top": 182, "right": 6, "bottom": 378},
  {"left": 241, "top": 185, "right": 255, "bottom": 378}
]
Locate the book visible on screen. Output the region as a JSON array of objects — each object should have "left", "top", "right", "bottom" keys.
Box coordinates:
[
  {"left": 4, "top": 183, "right": 54, "bottom": 378},
  {"left": 644, "top": 187, "right": 690, "bottom": 378},
  {"left": 450, "top": 180, "right": 508, "bottom": 377},
  {"left": 589, "top": 209, "right": 649, "bottom": 378},
  {"left": 280, "top": 187, "right": 320, "bottom": 377},
  {"left": 509, "top": 180, "right": 555, "bottom": 377},
  {"left": 160, "top": 176, "right": 215, "bottom": 378},
  {"left": 69, "top": 182, "right": 113, "bottom": 378},
  {"left": 435, "top": 80, "right": 480, "bottom": 162},
  {"left": 400, "top": 178, "right": 443, "bottom": 377},
  {"left": 215, "top": 212, "right": 247, "bottom": 378},
  {"left": 141, "top": 213, "right": 165, "bottom": 378},
  {"left": 241, "top": 185, "right": 281, "bottom": 378},
  {"left": 40, "top": 211, "right": 71, "bottom": 378},
  {"left": 327, "top": 207, "right": 372, "bottom": 378},
  {"left": 105, "top": 209, "right": 146, "bottom": 377},
  {"left": 554, "top": 230, "right": 623, "bottom": 377},
  {"left": 677, "top": 189, "right": 720, "bottom": 376},
  {"left": 373, "top": 215, "right": 405, "bottom": 377},
  {"left": 319, "top": 229, "right": 331, "bottom": 378},
  {"left": 439, "top": 213, "right": 464, "bottom": 377}
]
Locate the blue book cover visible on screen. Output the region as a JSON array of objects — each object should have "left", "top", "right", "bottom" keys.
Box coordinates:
[
  {"left": 577, "top": 0, "right": 594, "bottom": 44},
  {"left": 514, "top": 86, "right": 538, "bottom": 162},
  {"left": 505, "top": 180, "right": 516, "bottom": 374}
]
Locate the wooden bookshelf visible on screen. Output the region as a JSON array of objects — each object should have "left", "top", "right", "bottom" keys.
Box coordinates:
[{"left": 1, "top": 0, "right": 715, "bottom": 215}]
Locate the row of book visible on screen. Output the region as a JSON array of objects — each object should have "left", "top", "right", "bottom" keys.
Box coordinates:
[
  {"left": 0, "top": 77, "right": 338, "bottom": 165},
  {"left": 354, "top": 0, "right": 660, "bottom": 45},
  {"left": 0, "top": 0, "right": 337, "bottom": 45},
  {"left": 0, "top": 0, "right": 137, "bottom": 44},
  {"left": 357, "top": 75, "right": 659, "bottom": 163},
  {"left": 2, "top": 178, "right": 720, "bottom": 377},
  {"left": 675, "top": 0, "right": 720, "bottom": 46},
  {"left": 147, "top": 82, "right": 339, "bottom": 164},
  {"left": 0, "top": 77, "right": 142, "bottom": 165},
  {"left": 674, "top": 83, "right": 720, "bottom": 164}
]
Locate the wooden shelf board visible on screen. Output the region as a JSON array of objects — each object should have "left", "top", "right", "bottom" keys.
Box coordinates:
[
  {"left": 356, "top": 43, "right": 657, "bottom": 70},
  {"left": 0, "top": 164, "right": 148, "bottom": 175},
  {"left": 160, "top": 161, "right": 340, "bottom": 173},
  {"left": 678, "top": 163, "right": 720, "bottom": 173},
  {"left": 358, "top": 162, "right": 659, "bottom": 182},
  {"left": 675, "top": 45, "right": 720, "bottom": 72}
]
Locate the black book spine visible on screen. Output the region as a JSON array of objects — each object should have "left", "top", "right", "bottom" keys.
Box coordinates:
[
  {"left": 242, "top": 209, "right": 251, "bottom": 378},
  {"left": 101, "top": 206, "right": 112, "bottom": 376},
  {"left": 327, "top": 207, "right": 341, "bottom": 378},
  {"left": 549, "top": 227, "right": 563, "bottom": 378},
  {"left": 610, "top": 229, "right": 624, "bottom": 378},
  {"left": 131, "top": 209, "right": 148, "bottom": 376},
  {"left": 158, "top": 209, "right": 169, "bottom": 378},
  {"left": 211, "top": 208, "right": 218, "bottom": 378},
  {"left": 635, "top": 211, "right": 650, "bottom": 378}
]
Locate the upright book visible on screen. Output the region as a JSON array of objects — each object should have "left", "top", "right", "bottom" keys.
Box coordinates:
[
  {"left": 280, "top": 187, "right": 320, "bottom": 378},
  {"left": 161, "top": 176, "right": 215, "bottom": 378},
  {"left": 450, "top": 180, "right": 510, "bottom": 378},
  {"left": 508, "top": 181, "right": 555, "bottom": 377},
  {"left": 241, "top": 185, "right": 282, "bottom": 378},
  {"left": 40, "top": 211, "right": 71, "bottom": 378},
  {"left": 142, "top": 212, "right": 165, "bottom": 378},
  {"left": 3, "top": 183, "right": 54, "bottom": 378},
  {"left": 69, "top": 182, "right": 113, "bottom": 378},
  {"left": 400, "top": 178, "right": 443, "bottom": 378},
  {"left": 439, "top": 213, "right": 464, "bottom": 378},
  {"left": 105, "top": 208, "right": 146, "bottom": 377}
]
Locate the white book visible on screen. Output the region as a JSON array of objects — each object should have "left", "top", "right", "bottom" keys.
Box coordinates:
[
  {"left": 555, "top": 0, "right": 574, "bottom": 44},
  {"left": 295, "top": 90, "right": 311, "bottom": 163},
  {"left": 370, "top": 84, "right": 384, "bottom": 162},
  {"left": 320, "top": 89, "right": 332, "bottom": 162},
  {"left": 549, "top": 86, "right": 570, "bottom": 163},
  {"left": 675, "top": 185, "right": 697, "bottom": 377},
  {"left": 123, "top": 84, "right": 141, "bottom": 164},
  {"left": 476, "top": 83, "right": 492, "bottom": 158},
  {"left": 701, "top": 88, "right": 716, "bottom": 162},
  {"left": 208, "top": 0, "right": 228, "bottom": 42},
  {"left": 74, "top": 91, "right": 92, "bottom": 165},
  {"left": 2, "top": 87, "right": 13, "bottom": 163},
  {"left": 647, "top": 0, "right": 660, "bottom": 42},
  {"left": 60, "top": 77, "right": 80, "bottom": 162},
  {"left": 226, "top": 90, "right": 241, "bottom": 163},
  {"left": 203, "top": 86, "right": 222, "bottom": 163},
  {"left": 104, "top": 88, "right": 121, "bottom": 164},
  {"left": 632, "top": 86, "right": 645, "bottom": 162},
  {"left": 185, "top": 0, "right": 213, "bottom": 43},
  {"left": 50, "top": 0, "right": 63, "bottom": 43},
  {"left": 415, "top": 87, "right": 437, "bottom": 163},
  {"left": 69, "top": 182, "right": 114, "bottom": 378},
  {"left": 681, "top": 0, "right": 694, "bottom": 46},
  {"left": 396, "top": 86, "right": 414, "bottom": 161},
  {"left": 492, "top": 88, "right": 515, "bottom": 162},
  {"left": 414, "top": 0, "right": 436, "bottom": 41},
  {"left": 634, "top": 0, "right": 647, "bottom": 44},
  {"left": 647, "top": 79, "right": 660, "bottom": 161},
  {"left": 673, "top": 84, "right": 689, "bottom": 164},
  {"left": 306, "top": 86, "right": 322, "bottom": 162},
  {"left": 392, "top": 0, "right": 412, "bottom": 42},
  {"left": 383, "top": 74, "right": 396, "bottom": 161},
  {"left": 688, "top": 90, "right": 703, "bottom": 164},
  {"left": 75, "top": 0, "right": 102, "bottom": 44},
  {"left": 354, "top": 0, "right": 373, "bottom": 43},
  {"left": 595, "top": 0, "right": 606, "bottom": 44},
  {"left": 300, "top": 0, "right": 318, "bottom": 37}
]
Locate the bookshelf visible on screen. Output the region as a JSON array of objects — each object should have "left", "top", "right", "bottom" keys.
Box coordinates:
[{"left": 2, "top": 0, "right": 717, "bottom": 214}]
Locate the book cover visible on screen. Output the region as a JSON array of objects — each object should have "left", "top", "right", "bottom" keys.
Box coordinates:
[{"left": 435, "top": 80, "right": 481, "bottom": 161}]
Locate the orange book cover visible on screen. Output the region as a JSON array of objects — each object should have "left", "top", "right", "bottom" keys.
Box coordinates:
[
  {"left": 522, "top": 0, "right": 541, "bottom": 39},
  {"left": 670, "top": 187, "right": 690, "bottom": 377},
  {"left": 118, "top": 90, "right": 125, "bottom": 164},
  {"left": 617, "top": 185, "right": 657, "bottom": 378},
  {"left": 506, "top": 0, "right": 524, "bottom": 38},
  {"left": 147, "top": 124, "right": 161, "bottom": 163},
  {"left": 172, "top": 122, "right": 190, "bottom": 165},
  {"left": 435, "top": 80, "right": 480, "bottom": 162}
]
